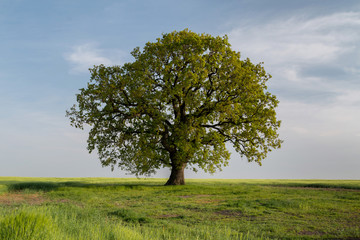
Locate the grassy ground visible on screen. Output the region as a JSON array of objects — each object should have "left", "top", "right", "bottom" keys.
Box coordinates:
[{"left": 0, "top": 177, "right": 359, "bottom": 239}]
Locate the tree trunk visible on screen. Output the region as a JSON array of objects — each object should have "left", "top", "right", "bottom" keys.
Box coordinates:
[{"left": 165, "top": 163, "right": 186, "bottom": 185}]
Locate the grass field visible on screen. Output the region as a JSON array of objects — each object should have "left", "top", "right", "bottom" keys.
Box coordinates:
[{"left": 0, "top": 177, "right": 359, "bottom": 239}]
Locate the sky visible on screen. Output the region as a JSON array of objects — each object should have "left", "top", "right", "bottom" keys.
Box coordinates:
[{"left": 1, "top": 0, "right": 359, "bottom": 179}]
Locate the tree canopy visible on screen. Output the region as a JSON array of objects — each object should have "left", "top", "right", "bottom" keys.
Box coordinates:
[{"left": 66, "top": 29, "right": 282, "bottom": 185}]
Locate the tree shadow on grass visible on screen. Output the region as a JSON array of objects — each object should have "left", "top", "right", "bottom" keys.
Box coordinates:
[
  {"left": 5, "top": 181, "right": 162, "bottom": 193},
  {"left": 7, "top": 182, "right": 60, "bottom": 192}
]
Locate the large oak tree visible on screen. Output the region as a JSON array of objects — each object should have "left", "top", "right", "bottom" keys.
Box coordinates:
[{"left": 66, "top": 30, "right": 282, "bottom": 185}]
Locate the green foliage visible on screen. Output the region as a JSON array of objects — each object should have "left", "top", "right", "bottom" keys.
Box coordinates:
[{"left": 66, "top": 29, "right": 282, "bottom": 181}]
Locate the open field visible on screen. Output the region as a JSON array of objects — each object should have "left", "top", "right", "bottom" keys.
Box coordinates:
[{"left": 0, "top": 177, "right": 359, "bottom": 239}]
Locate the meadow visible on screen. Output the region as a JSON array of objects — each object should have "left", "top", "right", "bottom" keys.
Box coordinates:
[{"left": 0, "top": 177, "right": 359, "bottom": 239}]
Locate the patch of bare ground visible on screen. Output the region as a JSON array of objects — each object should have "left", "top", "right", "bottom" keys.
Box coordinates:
[
  {"left": 56, "top": 199, "right": 71, "bottom": 203},
  {"left": 215, "top": 210, "right": 244, "bottom": 217},
  {"left": 156, "top": 214, "right": 182, "bottom": 219},
  {"left": 298, "top": 230, "right": 324, "bottom": 236},
  {"left": 215, "top": 210, "right": 257, "bottom": 221},
  {"left": 0, "top": 193, "right": 79, "bottom": 207},
  {"left": 178, "top": 194, "right": 212, "bottom": 198},
  {"left": 195, "top": 199, "right": 221, "bottom": 204},
  {"left": 0, "top": 193, "right": 47, "bottom": 205}
]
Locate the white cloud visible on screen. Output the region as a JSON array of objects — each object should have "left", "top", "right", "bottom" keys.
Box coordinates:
[
  {"left": 229, "top": 13, "right": 360, "bottom": 90},
  {"left": 227, "top": 11, "right": 360, "bottom": 144},
  {"left": 64, "top": 43, "right": 123, "bottom": 74},
  {"left": 227, "top": 12, "right": 360, "bottom": 115},
  {"left": 228, "top": 12, "right": 360, "bottom": 65}
]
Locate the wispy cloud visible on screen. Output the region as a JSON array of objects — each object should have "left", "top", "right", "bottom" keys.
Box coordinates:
[
  {"left": 228, "top": 12, "right": 360, "bottom": 91},
  {"left": 228, "top": 12, "right": 360, "bottom": 139},
  {"left": 64, "top": 43, "right": 123, "bottom": 74},
  {"left": 229, "top": 12, "right": 360, "bottom": 65}
]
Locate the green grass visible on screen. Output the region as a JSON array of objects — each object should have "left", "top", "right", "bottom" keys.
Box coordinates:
[{"left": 0, "top": 177, "right": 359, "bottom": 239}]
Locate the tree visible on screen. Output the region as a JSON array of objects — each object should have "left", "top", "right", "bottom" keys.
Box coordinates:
[{"left": 66, "top": 29, "right": 282, "bottom": 185}]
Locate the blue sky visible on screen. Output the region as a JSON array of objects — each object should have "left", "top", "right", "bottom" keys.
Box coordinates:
[{"left": 1, "top": 0, "right": 359, "bottom": 179}]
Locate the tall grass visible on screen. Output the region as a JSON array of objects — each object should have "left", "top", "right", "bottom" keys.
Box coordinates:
[
  {"left": 0, "top": 206, "right": 265, "bottom": 240},
  {"left": 0, "top": 206, "right": 145, "bottom": 240},
  {"left": 0, "top": 209, "right": 57, "bottom": 240}
]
